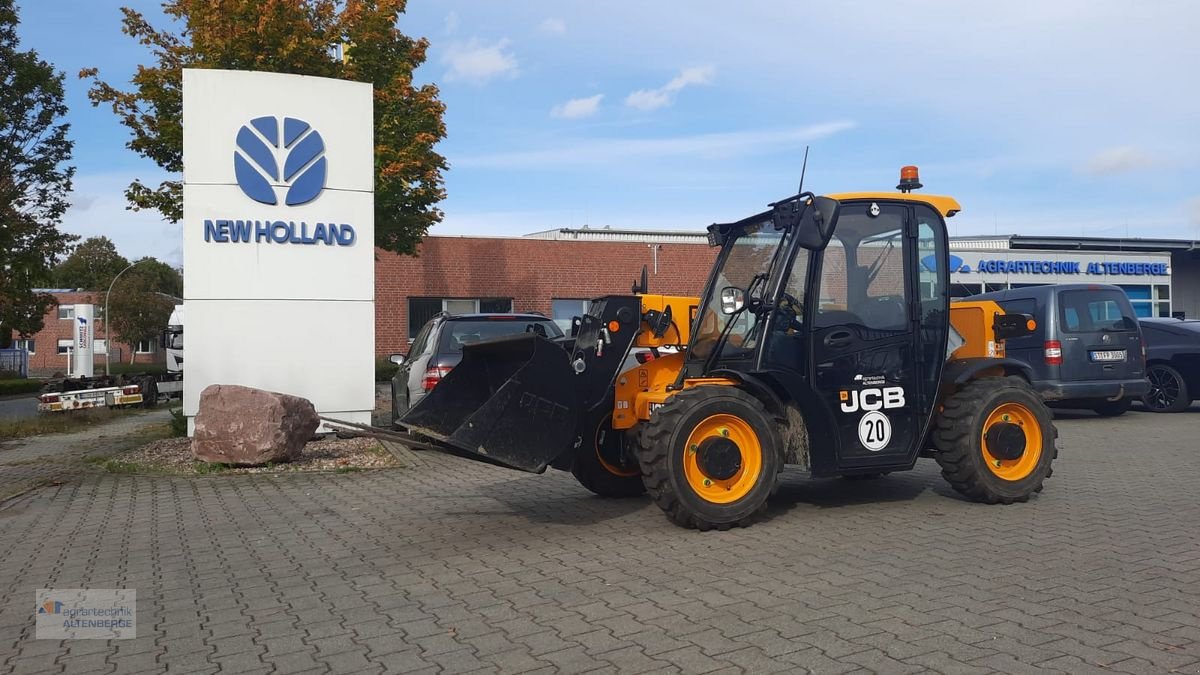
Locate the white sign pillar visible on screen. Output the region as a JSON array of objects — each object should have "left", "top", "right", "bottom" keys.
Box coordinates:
[
  {"left": 182, "top": 69, "right": 375, "bottom": 433},
  {"left": 70, "top": 304, "right": 95, "bottom": 379}
]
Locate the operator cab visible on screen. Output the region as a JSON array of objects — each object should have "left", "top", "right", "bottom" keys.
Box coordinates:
[{"left": 689, "top": 167, "right": 958, "bottom": 475}]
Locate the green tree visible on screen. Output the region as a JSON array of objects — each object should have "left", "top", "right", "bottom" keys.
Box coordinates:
[
  {"left": 127, "top": 257, "right": 182, "bottom": 298},
  {"left": 108, "top": 271, "right": 175, "bottom": 364},
  {"left": 81, "top": 0, "right": 447, "bottom": 255},
  {"left": 52, "top": 236, "right": 130, "bottom": 291},
  {"left": 0, "top": 0, "right": 76, "bottom": 346}
]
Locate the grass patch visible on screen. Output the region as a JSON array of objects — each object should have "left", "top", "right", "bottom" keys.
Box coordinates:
[
  {"left": 106, "top": 363, "right": 168, "bottom": 376},
  {"left": 192, "top": 461, "right": 232, "bottom": 475},
  {"left": 0, "top": 379, "right": 43, "bottom": 396},
  {"left": 99, "top": 459, "right": 158, "bottom": 474},
  {"left": 0, "top": 407, "right": 146, "bottom": 440}
]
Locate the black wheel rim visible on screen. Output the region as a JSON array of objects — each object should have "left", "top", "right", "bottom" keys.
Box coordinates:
[{"left": 1146, "top": 366, "right": 1181, "bottom": 410}]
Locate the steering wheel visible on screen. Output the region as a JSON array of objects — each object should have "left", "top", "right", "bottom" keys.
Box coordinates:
[{"left": 776, "top": 292, "right": 804, "bottom": 332}]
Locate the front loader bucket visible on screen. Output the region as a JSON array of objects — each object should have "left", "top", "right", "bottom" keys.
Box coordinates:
[{"left": 400, "top": 333, "right": 581, "bottom": 473}]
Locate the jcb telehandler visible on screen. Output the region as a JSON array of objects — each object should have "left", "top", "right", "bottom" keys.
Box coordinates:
[{"left": 401, "top": 167, "right": 1058, "bottom": 530}]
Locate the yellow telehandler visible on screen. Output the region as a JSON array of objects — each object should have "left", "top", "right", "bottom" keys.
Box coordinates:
[{"left": 401, "top": 167, "right": 1058, "bottom": 530}]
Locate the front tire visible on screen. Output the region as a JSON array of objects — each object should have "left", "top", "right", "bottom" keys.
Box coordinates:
[
  {"left": 934, "top": 376, "right": 1057, "bottom": 504},
  {"left": 1144, "top": 364, "right": 1190, "bottom": 413},
  {"left": 571, "top": 411, "right": 645, "bottom": 497},
  {"left": 636, "top": 386, "right": 781, "bottom": 530}
]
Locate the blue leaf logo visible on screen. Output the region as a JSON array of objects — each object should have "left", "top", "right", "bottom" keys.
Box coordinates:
[{"left": 233, "top": 116, "right": 327, "bottom": 206}]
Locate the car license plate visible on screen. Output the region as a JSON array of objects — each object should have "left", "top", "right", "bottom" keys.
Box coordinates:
[{"left": 1090, "top": 350, "right": 1126, "bottom": 362}]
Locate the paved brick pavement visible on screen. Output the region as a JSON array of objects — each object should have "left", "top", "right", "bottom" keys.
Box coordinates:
[
  {"left": 0, "top": 410, "right": 172, "bottom": 502},
  {"left": 2, "top": 406, "right": 1199, "bottom": 674}
]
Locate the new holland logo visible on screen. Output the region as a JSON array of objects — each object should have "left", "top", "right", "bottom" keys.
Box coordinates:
[
  {"left": 234, "top": 116, "right": 327, "bottom": 206},
  {"left": 920, "top": 253, "right": 968, "bottom": 274}
]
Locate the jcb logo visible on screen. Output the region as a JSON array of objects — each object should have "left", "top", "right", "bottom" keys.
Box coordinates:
[{"left": 840, "top": 387, "right": 905, "bottom": 413}]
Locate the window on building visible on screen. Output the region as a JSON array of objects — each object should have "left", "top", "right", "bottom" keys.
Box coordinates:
[
  {"left": 407, "top": 298, "right": 514, "bottom": 338},
  {"left": 57, "top": 305, "right": 75, "bottom": 320},
  {"left": 950, "top": 283, "right": 983, "bottom": 299},
  {"left": 552, "top": 299, "right": 591, "bottom": 332},
  {"left": 13, "top": 339, "right": 34, "bottom": 354},
  {"left": 985, "top": 283, "right": 1008, "bottom": 293},
  {"left": 135, "top": 340, "right": 156, "bottom": 354},
  {"left": 57, "top": 339, "right": 73, "bottom": 355},
  {"left": 95, "top": 339, "right": 107, "bottom": 355}
]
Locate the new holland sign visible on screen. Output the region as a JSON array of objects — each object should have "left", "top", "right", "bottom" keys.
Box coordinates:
[
  {"left": 182, "top": 69, "right": 375, "bottom": 432},
  {"left": 201, "top": 114, "right": 358, "bottom": 247}
]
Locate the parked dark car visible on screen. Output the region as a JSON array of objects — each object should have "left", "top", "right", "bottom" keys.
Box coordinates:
[
  {"left": 972, "top": 284, "right": 1148, "bottom": 416},
  {"left": 390, "top": 313, "right": 564, "bottom": 428},
  {"left": 1138, "top": 317, "right": 1200, "bottom": 412}
]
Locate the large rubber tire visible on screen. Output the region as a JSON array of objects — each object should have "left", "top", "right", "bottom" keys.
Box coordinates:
[
  {"left": 635, "top": 386, "right": 781, "bottom": 530},
  {"left": 1092, "top": 398, "right": 1132, "bottom": 417},
  {"left": 1144, "top": 363, "right": 1190, "bottom": 413},
  {"left": 934, "top": 376, "right": 1057, "bottom": 504},
  {"left": 140, "top": 377, "right": 159, "bottom": 409},
  {"left": 571, "top": 411, "right": 645, "bottom": 498}
]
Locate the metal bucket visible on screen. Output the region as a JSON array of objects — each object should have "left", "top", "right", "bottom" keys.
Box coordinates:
[{"left": 399, "top": 333, "right": 582, "bottom": 472}]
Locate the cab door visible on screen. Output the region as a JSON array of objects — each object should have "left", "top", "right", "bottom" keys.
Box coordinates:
[{"left": 806, "top": 201, "right": 946, "bottom": 472}]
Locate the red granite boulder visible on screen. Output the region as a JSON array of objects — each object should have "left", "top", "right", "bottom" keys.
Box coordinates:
[{"left": 192, "top": 384, "right": 319, "bottom": 465}]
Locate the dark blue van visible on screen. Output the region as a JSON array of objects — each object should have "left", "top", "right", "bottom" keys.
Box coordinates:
[{"left": 972, "top": 284, "right": 1149, "bottom": 416}]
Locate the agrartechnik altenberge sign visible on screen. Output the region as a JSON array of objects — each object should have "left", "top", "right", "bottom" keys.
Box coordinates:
[{"left": 182, "top": 69, "right": 375, "bottom": 431}]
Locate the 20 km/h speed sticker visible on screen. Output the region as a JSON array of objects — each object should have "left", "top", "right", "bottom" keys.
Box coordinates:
[{"left": 857, "top": 411, "right": 892, "bottom": 451}]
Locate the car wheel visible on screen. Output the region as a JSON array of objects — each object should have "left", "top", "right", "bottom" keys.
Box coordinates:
[
  {"left": 1092, "top": 398, "right": 1132, "bottom": 417},
  {"left": 1143, "top": 364, "right": 1190, "bottom": 413}
]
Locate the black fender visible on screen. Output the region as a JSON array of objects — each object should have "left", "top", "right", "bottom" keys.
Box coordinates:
[
  {"left": 707, "top": 369, "right": 787, "bottom": 417},
  {"left": 941, "top": 357, "right": 1034, "bottom": 386}
]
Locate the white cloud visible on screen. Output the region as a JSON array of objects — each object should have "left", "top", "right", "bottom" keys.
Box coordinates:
[
  {"left": 442, "top": 38, "right": 518, "bottom": 84},
  {"left": 1188, "top": 198, "right": 1200, "bottom": 226},
  {"left": 625, "top": 65, "right": 715, "bottom": 111},
  {"left": 551, "top": 94, "right": 603, "bottom": 120},
  {"left": 60, "top": 171, "right": 181, "bottom": 266},
  {"left": 1080, "top": 146, "right": 1158, "bottom": 175},
  {"left": 455, "top": 121, "right": 855, "bottom": 169},
  {"left": 443, "top": 11, "right": 459, "bottom": 35},
  {"left": 538, "top": 18, "right": 566, "bottom": 35}
]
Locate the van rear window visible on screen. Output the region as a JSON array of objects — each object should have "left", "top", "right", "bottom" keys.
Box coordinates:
[{"left": 1058, "top": 290, "right": 1137, "bottom": 333}]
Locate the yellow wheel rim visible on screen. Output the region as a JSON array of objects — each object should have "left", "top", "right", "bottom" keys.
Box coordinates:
[
  {"left": 981, "top": 402, "right": 1043, "bottom": 481},
  {"left": 595, "top": 417, "right": 639, "bottom": 478},
  {"left": 682, "top": 414, "right": 763, "bottom": 504}
]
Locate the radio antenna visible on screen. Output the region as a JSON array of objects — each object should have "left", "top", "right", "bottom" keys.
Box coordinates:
[{"left": 797, "top": 146, "right": 810, "bottom": 194}]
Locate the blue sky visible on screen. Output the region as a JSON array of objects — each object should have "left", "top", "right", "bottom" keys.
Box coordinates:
[{"left": 16, "top": 1, "right": 1200, "bottom": 265}]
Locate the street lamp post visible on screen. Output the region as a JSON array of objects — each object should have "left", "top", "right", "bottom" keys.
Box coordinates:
[{"left": 104, "top": 260, "right": 145, "bottom": 376}]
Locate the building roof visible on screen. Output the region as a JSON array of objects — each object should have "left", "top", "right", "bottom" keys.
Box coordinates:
[
  {"left": 1006, "top": 235, "right": 1200, "bottom": 253},
  {"left": 523, "top": 227, "right": 709, "bottom": 244}
]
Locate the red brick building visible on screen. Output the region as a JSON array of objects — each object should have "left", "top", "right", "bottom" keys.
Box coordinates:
[
  {"left": 9, "top": 291, "right": 167, "bottom": 376},
  {"left": 374, "top": 230, "right": 717, "bottom": 356}
]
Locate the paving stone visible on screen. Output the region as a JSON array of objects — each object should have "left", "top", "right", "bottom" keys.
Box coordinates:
[{"left": 2, "top": 410, "right": 1200, "bottom": 674}]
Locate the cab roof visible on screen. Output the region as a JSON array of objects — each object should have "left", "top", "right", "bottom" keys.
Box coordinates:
[{"left": 827, "top": 192, "right": 962, "bottom": 218}]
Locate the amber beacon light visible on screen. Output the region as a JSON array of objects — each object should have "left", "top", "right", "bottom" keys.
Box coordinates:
[{"left": 897, "top": 165, "right": 923, "bottom": 192}]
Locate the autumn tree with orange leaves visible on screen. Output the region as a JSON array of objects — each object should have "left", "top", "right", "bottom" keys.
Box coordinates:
[{"left": 81, "top": 0, "right": 446, "bottom": 255}]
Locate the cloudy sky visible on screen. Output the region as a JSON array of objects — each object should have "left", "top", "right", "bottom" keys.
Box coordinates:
[{"left": 16, "top": 1, "right": 1200, "bottom": 265}]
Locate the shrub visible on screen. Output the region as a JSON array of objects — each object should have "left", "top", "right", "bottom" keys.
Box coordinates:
[
  {"left": 375, "top": 356, "right": 399, "bottom": 382},
  {"left": 168, "top": 408, "right": 188, "bottom": 437},
  {"left": 0, "top": 379, "right": 43, "bottom": 396}
]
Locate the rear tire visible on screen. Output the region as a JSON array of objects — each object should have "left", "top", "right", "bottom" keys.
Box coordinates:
[
  {"left": 635, "top": 386, "right": 781, "bottom": 530},
  {"left": 934, "top": 376, "right": 1057, "bottom": 504},
  {"left": 571, "top": 411, "right": 645, "bottom": 498},
  {"left": 1144, "top": 364, "right": 1190, "bottom": 413},
  {"left": 1092, "top": 398, "right": 1132, "bottom": 417}
]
